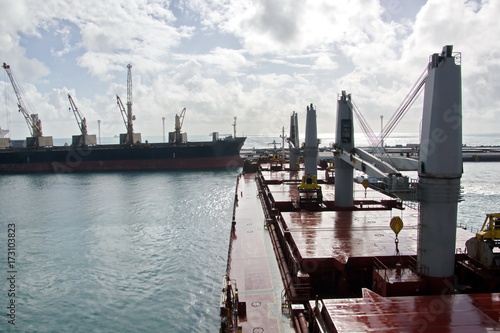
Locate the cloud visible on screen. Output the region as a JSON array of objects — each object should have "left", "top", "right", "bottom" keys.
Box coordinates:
[
  {"left": 312, "top": 54, "right": 338, "bottom": 71},
  {"left": 1, "top": 0, "right": 500, "bottom": 140},
  {"left": 193, "top": 47, "right": 251, "bottom": 76},
  {"left": 242, "top": 0, "right": 303, "bottom": 46}
]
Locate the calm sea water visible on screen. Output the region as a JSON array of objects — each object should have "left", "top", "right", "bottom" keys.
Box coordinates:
[
  {"left": 0, "top": 170, "right": 238, "bottom": 332},
  {"left": 0, "top": 134, "right": 499, "bottom": 332}
]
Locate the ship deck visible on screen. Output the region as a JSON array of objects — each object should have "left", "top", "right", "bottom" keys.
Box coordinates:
[
  {"left": 312, "top": 289, "right": 500, "bottom": 332},
  {"left": 223, "top": 166, "right": 500, "bottom": 332},
  {"left": 225, "top": 172, "right": 293, "bottom": 332},
  {"left": 262, "top": 169, "right": 471, "bottom": 261}
]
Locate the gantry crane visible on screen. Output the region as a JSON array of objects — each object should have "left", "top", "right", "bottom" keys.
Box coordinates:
[{"left": 2, "top": 62, "right": 43, "bottom": 138}]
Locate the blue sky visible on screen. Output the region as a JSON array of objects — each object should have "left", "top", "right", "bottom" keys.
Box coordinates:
[{"left": 0, "top": 0, "right": 498, "bottom": 140}]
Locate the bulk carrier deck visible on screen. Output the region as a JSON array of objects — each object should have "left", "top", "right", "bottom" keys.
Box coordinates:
[
  {"left": 220, "top": 46, "right": 500, "bottom": 332},
  {"left": 221, "top": 168, "right": 500, "bottom": 332}
]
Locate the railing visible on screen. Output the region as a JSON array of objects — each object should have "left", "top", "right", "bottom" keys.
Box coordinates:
[
  {"left": 373, "top": 257, "right": 390, "bottom": 282},
  {"left": 373, "top": 256, "right": 419, "bottom": 283},
  {"left": 220, "top": 276, "right": 240, "bottom": 333},
  {"left": 225, "top": 174, "right": 241, "bottom": 275},
  {"left": 256, "top": 170, "right": 313, "bottom": 303}
]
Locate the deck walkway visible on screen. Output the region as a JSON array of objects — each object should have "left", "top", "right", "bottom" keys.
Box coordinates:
[{"left": 226, "top": 173, "right": 293, "bottom": 332}]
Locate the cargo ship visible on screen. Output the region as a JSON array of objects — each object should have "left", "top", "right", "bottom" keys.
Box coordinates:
[
  {"left": 220, "top": 46, "right": 500, "bottom": 332},
  {"left": 0, "top": 135, "right": 246, "bottom": 173},
  {"left": 1, "top": 62, "right": 245, "bottom": 173}
]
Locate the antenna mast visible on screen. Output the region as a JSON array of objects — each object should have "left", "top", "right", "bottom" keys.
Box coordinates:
[{"left": 232, "top": 117, "right": 237, "bottom": 138}]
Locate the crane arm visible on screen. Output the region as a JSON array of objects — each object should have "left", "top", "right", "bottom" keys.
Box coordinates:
[
  {"left": 179, "top": 107, "right": 186, "bottom": 129},
  {"left": 68, "top": 94, "right": 87, "bottom": 136},
  {"left": 2, "top": 62, "right": 42, "bottom": 137},
  {"left": 116, "top": 95, "right": 128, "bottom": 130}
]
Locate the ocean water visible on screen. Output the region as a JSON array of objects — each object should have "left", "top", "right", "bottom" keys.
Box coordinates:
[
  {"left": 0, "top": 170, "right": 238, "bottom": 332},
  {"left": 0, "top": 134, "right": 499, "bottom": 332}
]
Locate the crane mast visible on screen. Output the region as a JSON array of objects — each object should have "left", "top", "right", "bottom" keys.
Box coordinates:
[
  {"left": 2, "top": 62, "right": 43, "bottom": 137},
  {"left": 116, "top": 64, "right": 137, "bottom": 145},
  {"left": 126, "top": 64, "right": 133, "bottom": 142}
]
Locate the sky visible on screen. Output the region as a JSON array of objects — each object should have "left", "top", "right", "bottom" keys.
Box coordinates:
[{"left": 0, "top": 0, "right": 498, "bottom": 141}]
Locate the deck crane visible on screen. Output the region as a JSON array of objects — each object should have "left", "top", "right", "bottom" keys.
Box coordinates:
[
  {"left": 172, "top": 107, "right": 187, "bottom": 143},
  {"left": 116, "top": 64, "right": 139, "bottom": 145},
  {"left": 175, "top": 107, "right": 186, "bottom": 133},
  {"left": 2, "top": 62, "right": 43, "bottom": 139},
  {"left": 68, "top": 94, "right": 97, "bottom": 146},
  {"left": 68, "top": 94, "right": 87, "bottom": 136}
]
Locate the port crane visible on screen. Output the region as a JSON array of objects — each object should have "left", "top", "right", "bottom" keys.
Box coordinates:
[
  {"left": 68, "top": 94, "right": 87, "bottom": 136},
  {"left": 2, "top": 62, "right": 43, "bottom": 138}
]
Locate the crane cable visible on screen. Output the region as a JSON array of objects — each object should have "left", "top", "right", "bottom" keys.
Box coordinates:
[
  {"left": 374, "top": 66, "right": 429, "bottom": 148},
  {"left": 350, "top": 65, "right": 428, "bottom": 152},
  {"left": 349, "top": 97, "right": 378, "bottom": 147}
]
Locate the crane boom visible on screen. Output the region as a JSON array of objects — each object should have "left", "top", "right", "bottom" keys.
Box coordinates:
[
  {"left": 116, "top": 95, "right": 128, "bottom": 129},
  {"left": 68, "top": 94, "right": 87, "bottom": 136},
  {"left": 2, "top": 62, "right": 43, "bottom": 137}
]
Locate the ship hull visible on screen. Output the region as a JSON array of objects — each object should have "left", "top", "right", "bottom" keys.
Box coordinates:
[{"left": 0, "top": 137, "right": 245, "bottom": 173}]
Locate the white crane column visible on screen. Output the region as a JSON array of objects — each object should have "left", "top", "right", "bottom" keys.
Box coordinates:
[
  {"left": 417, "top": 45, "right": 462, "bottom": 290},
  {"left": 289, "top": 111, "right": 300, "bottom": 171},
  {"left": 303, "top": 104, "right": 318, "bottom": 176},
  {"left": 334, "top": 91, "right": 354, "bottom": 208}
]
